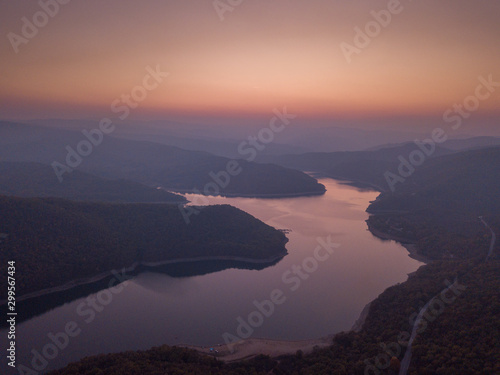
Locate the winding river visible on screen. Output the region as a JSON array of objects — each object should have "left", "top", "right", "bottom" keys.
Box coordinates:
[{"left": 0, "top": 178, "right": 423, "bottom": 373}]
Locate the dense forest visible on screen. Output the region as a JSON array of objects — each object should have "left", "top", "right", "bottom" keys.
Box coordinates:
[
  {"left": 47, "top": 345, "right": 278, "bottom": 375},
  {"left": 368, "top": 147, "right": 500, "bottom": 214},
  {"left": 0, "top": 196, "right": 287, "bottom": 300},
  {"left": 367, "top": 147, "right": 500, "bottom": 260}
]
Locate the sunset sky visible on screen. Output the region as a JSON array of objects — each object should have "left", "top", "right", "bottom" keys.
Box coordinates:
[{"left": 1, "top": 0, "right": 499, "bottom": 132}]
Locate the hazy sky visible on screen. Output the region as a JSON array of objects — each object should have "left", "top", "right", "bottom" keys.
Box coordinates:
[{"left": 1, "top": 0, "right": 499, "bottom": 132}]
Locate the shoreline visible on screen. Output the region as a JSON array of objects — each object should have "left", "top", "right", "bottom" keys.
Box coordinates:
[
  {"left": 170, "top": 188, "right": 327, "bottom": 200},
  {"left": 320, "top": 174, "right": 423, "bottom": 261},
  {"left": 178, "top": 335, "right": 336, "bottom": 363},
  {"left": 307, "top": 172, "right": 386, "bottom": 192},
  {"left": 366, "top": 223, "right": 432, "bottom": 264},
  {"left": 351, "top": 302, "right": 372, "bottom": 332},
  {"left": 0, "top": 252, "right": 287, "bottom": 306}
]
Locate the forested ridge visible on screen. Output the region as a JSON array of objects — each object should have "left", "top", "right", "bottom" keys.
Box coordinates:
[
  {"left": 367, "top": 147, "right": 500, "bottom": 260},
  {"left": 0, "top": 122, "right": 326, "bottom": 197},
  {"left": 0, "top": 196, "right": 287, "bottom": 300},
  {"left": 0, "top": 161, "right": 186, "bottom": 203}
]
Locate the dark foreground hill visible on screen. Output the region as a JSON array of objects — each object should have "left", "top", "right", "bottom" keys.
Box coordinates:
[
  {"left": 0, "top": 196, "right": 287, "bottom": 299},
  {"left": 0, "top": 161, "right": 186, "bottom": 203}
]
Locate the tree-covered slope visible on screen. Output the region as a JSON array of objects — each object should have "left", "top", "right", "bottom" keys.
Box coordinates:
[
  {"left": 367, "top": 147, "right": 500, "bottom": 260},
  {"left": 47, "top": 346, "right": 277, "bottom": 375},
  {"left": 368, "top": 146, "right": 500, "bottom": 215},
  {"left": 0, "top": 161, "right": 186, "bottom": 203},
  {"left": 0, "top": 196, "right": 287, "bottom": 299}
]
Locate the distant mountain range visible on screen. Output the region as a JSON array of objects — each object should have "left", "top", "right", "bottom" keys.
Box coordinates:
[
  {"left": 26, "top": 118, "right": 436, "bottom": 155},
  {"left": 0, "top": 121, "right": 325, "bottom": 197},
  {"left": 262, "top": 137, "right": 500, "bottom": 191},
  {"left": 365, "top": 136, "right": 500, "bottom": 152}
]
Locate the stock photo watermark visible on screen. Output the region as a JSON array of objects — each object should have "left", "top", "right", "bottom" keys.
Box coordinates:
[
  {"left": 213, "top": 0, "right": 243, "bottom": 21},
  {"left": 340, "top": 0, "right": 408, "bottom": 64},
  {"left": 178, "top": 106, "right": 297, "bottom": 224},
  {"left": 51, "top": 65, "right": 169, "bottom": 183},
  {"left": 7, "top": 0, "right": 71, "bottom": 54},
  {"left": 222, "top": 235, "right": 340, "bottom": 353},
  {"left": 6, "top": 260, "right": 16, "bottom": 369}
]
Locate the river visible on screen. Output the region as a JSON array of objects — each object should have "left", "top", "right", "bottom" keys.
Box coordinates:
[{"left": 0, "top": 178, "right": 423, "bottom": 373}]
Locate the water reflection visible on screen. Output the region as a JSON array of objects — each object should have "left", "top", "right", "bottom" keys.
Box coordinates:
[{"left": 0, "top": 259, "right": 281, "bottom": 328}]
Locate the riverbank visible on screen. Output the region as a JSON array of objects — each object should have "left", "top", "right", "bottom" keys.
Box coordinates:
[
  {"left": 307, "top": 172, "right": 385, "bottom": 192},
  {"left": 351, "top": 302, "right": 372, "bottom": 332},
  {"left": 179, "top": 294, "right": 376, "bottom": 363},
  {"left": 179, "top": 335, "right": 335, "bottom": 363},
  {"left": 366, "top": 223, "right": 432, "bottom": 264},
  {"left": 178, "top": 189, "right": 327, "bottom": 200}
]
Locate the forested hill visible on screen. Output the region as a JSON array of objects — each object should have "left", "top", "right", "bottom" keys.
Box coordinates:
[
  {"left": 262, "top": 139, "right": 500, "bottom": 192},
  {"left": 262, "top": 142, "right": 455, "bottom": 190},
  {"left": 0, "top": 161, "right": 186, "bottom": 203},
  {"left": 366, "top": 147, "right": 500, "bottom": 260},
  {"left": 0, "top": 121, "right": 325, "bottom": 197},
  {"left": 368, "top": 146, "right": 500, "bottom": 215},
  {"left": 0, "top": 196, "right": 287, "bottom": 299}
]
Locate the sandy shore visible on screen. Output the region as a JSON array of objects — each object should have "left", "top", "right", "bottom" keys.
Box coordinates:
[
  {"left": 179, "top": 335, "right": 335, "bottom": 362},
  {"left": 179, "top": 292, "right": 372, "bottom": 363}
]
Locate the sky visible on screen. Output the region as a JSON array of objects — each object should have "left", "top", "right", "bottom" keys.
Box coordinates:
[{"left": 1, "top": 0, "right": 500, "bottom": 133}]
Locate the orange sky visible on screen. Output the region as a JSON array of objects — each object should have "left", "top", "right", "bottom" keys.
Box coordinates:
[{"left": 1, "top": 0, "right": 500, "bottom": 127}]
